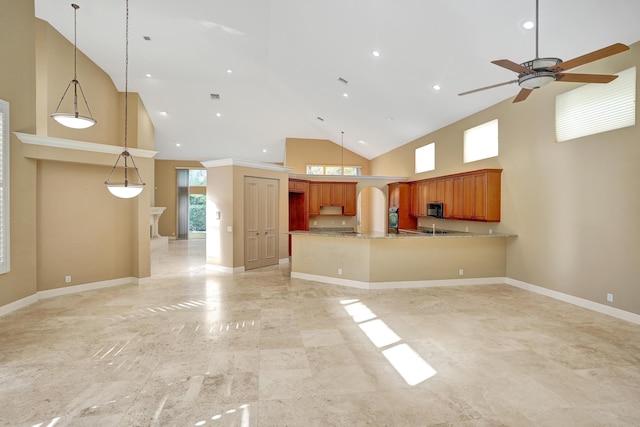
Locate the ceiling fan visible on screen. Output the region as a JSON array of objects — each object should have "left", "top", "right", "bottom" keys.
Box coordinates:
[{"left": 459, "top": 0, "right": 630, "bottom": 103}]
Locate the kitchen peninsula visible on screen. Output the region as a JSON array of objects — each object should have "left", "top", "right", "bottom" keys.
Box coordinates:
[{"left": 290, "top": 230, "right": 515, "bottom": 289}]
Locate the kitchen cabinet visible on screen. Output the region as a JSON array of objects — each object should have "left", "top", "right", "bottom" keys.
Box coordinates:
[
  {"left": 344, "top": 184, "right": 357, "bottom": 216},
  {"left": 309, "top": 181, "right": 357, "bottom": 216},
  {"left": 388, "top": 183, "right": 417, "bottom": 229},
  {"left": 309, "top": 183, "right": 320, "bottom": 215},
  {"left": 320, "top": 182, "right": 346, "bottom": 206},
  {"left": 407, "top": 169, "right": 502, "bottom": 222}
]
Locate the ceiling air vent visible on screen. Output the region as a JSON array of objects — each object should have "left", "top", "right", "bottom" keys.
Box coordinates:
[
  {"left": 338, "top": 77, "right": 348, "bottom": 84},
  {"left": 316, "top": 116, "right": 324, "bottom": 122},
  {"left": 210, "top": 93, "right": 220, "bottom": 100},
  {"left": 143, "top": 36, "right": 151, "bottom": 41}
]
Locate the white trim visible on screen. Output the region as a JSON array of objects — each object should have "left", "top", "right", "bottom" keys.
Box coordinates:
[
  {"left": 279, "top": 257, "right": 290, "bottom": 265},
  {"left": 206, "top": 264, "right": 245, "bottom": 274},
  {"left": 0, "top": 294, "right": 39, "bottom": 317},
  {"left": 14, "top": 132, "right": 158, "bottom": 158},
  {"left": 201, "top": 158, "right": 292, "bottom": 172},
  {"left": 506, "top": 278, "right": 640, "bottom": 325},
  {"left": 37, "top": 277, "right": 136, "bottom": 299},
  {"left": 291, "top": 272, "right": 505, "bottom": 290},
  {"left": 0, "top": 277, "right": 145, "bottom": 317}
]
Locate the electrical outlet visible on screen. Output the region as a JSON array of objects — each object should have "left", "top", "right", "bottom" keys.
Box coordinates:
[
  {"left": 607, "top": 293, "right": 614, "bottom": 302},
  {"left": 65, "top": 275, "right": 71, "bottom": 283},
  {"left": 459, "top": 269, "right": 464, "bottom": 276},
  {"left": 342, "top": 220, "right": 346, "bottom": 225},
  {"left": 338, "top": 268, "right": 343, "bottom": 275}
]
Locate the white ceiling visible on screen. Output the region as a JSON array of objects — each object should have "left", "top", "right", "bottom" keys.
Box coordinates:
[{"left": 35, "top": 0, "right": 640, "bottom": 162}]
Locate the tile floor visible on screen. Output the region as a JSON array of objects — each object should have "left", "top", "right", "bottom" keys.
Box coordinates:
[{"left": 1, "top": 239, "right": 640, "bottom": 426}]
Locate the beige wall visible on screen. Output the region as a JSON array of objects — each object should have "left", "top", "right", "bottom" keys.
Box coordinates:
[
  {"left": 286, "top": 138, "right": 372, "bottom": 175},
  {"left": 0, "top": 4, "right": 154, "bottom": 308},
  {"left": 154, "top": 160, "right": 204, "bottom": 238},
  {"left": 0, "top": 0, "right": 38, "bottom": 306},
  {"left": 371, "top": 43, "right": 640, "bottom": 315}
]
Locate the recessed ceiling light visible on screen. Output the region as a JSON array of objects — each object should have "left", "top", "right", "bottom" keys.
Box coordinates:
[
  {"left": 357, "top": 140, "right": 366, "bottom": 144},
  {"left": 433, "top": 84, "right": 441, "bottom": 91},
  {"left": 176, "top": 143, "right": 181, "bottom": 147},
  {"left": 160, "top": 111, "right": 167, "bottom": 116},
  {"left": 216, "top": 113, "right": 221, "bottom": 117},
  {"left": 227, "top": 69, "right": 233, "bottom": 74},
  {"left": 145, "top": 73, "right": 151, "bottom": 78},
  {"left": 522, "top": 20, "right": 535, "bottom": 30},
  {"left": 343, "top": 93, "right": 349, "bottom": 98},
  {"left": 387, "top": 116, "right": 394, "bottom": 121},
  {"left": 372, "top": 50, "right": 381, "bottom": 57},
  {"left": 262, "top": 149, "right": 267, "bottom": 153}
]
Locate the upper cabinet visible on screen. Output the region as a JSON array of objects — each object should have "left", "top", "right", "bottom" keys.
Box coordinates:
[
  {"left": 407, "top": 169, "right": 502, "bottom": 222},
  {"left": 297, "top": 180, "right": 357, "bottom": 216}
]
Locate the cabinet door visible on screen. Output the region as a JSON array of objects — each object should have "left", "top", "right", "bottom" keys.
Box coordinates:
[
  {"left": 410, "top": 183, "right": 419, "bottom": 216},
  {"left": 436, "top": 179, "right": 445, "bottom": 202},
  {"left": 309, "top": 183, "right": 320, "bottom": 215},
  {"left": 332, "top": 183, "right": 345, "bottom": 206},
  {"left": 443, "top": 178, "right": 454, "bottom": 218},
  {"left": 462, "top": 175, "right": 475, "bottom": 219},
  {"left": 428, "top": 181, "right": 438, "bottom": 203},
  {"left": 320, "top": 183, "right": 333, "bottom": 206},
  {"left": 473, "top": 173, "right": 487, "bottom": 221},
  {"left": 418, "top": 182, "right": 428, "bottom": 216},
  {"left": 388, "top": 183, "right": 400, "bottom": 208},
  {"left": 343, "top": 184, "right": 357, "bottom": 216},
  {"left": 452, "top": 177, "right": 464, "bottom": 219}
]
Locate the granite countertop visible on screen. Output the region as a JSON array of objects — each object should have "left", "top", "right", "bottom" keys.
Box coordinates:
[{"left": 289, "top": 228, "right": 517, "bottom": 239}]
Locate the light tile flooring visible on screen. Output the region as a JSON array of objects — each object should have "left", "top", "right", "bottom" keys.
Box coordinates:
[{"left": 1, "top": 240, "right": 640, "bottom": 426}]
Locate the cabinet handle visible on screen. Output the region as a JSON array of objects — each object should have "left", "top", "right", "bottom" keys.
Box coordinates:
[{"left": 256, "top": 232, "right": 259, "bottom": 236}]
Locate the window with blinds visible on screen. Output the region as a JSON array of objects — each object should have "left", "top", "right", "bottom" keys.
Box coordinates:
[
  {"left": 0, "top": 99, "right": 9, "bottom": 274},
  {"left": 556, "top": 67, "right": 636, "bottom": 142}
]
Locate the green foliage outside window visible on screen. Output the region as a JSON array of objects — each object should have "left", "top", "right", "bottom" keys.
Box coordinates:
[{"left": 189, "top": 194, "right": 206, "bottom": 231}]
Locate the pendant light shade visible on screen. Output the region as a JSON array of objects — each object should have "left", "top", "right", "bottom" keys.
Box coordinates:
[
  {"left": 50, "top": 4, "right": 96, "bottom": 129},
  {"left": 105, "top": 0, "right": 145, "bottom": 198}
]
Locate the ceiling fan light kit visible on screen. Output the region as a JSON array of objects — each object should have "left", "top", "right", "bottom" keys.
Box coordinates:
[{"left": 459, "top": 0, "right": 629, "bottom": 103}]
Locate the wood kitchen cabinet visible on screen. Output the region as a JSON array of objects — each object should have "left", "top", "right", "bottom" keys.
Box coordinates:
[
  {"left": 407, "top": 169, "right": 502, "bottom": 222},
  {"left": 309, "top": 181, "right": 357, "bottom": 216},
  {"left": 388, "top": 183, "right": 417, "bottom": 229},
  {"left": 309, "top": 183, "right": 320, "bottom": 215},
  {"left": 343, "top": 184, "right": 357, "bottom": 216}
]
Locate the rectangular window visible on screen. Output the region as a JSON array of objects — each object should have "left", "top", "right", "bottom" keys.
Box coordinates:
[
  {"left": 556, "top": 67, "right": 636, "bottom": 142},
  {"left": 415, "top": 143, "right": 435, "bottom": 173},
  {"left": 0, "top": 99, "right": 10, "bottom": 274},
  {"left": 464, "top": 119, "right": 498, "bottom": 163},
  {"left": 306, "top": 165, "right": 362, "bottom": 176}
]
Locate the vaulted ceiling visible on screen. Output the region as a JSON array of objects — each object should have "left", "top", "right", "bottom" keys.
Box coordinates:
[{"left": 35, "top": 0, "right": 640, "bottom": 162}]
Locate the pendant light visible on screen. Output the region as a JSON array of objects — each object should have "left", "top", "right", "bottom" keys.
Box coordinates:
[
  {"left": 105, "top": 0, "right": 145, "bottom": 199},
  {"left": 50, "top": 3, "right": 97, "bottom": 129}
]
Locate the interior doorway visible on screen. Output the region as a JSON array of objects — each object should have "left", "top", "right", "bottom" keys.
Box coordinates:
[{"left": 176, "top": 169, "right": 207, "bottom": 240}]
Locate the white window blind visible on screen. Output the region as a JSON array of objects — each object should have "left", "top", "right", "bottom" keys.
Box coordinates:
[
  {"left": 415, "top": 142, "right": 435, "bottom": 173},
  {"left": 464, "top": 119, "right": 498, "bottom": 163},
  {"left": 556, "top": 67, "right": 636, "bottom": 142},
  {"left": 0, "top": 99, "right": 9, "bottom": 274}
]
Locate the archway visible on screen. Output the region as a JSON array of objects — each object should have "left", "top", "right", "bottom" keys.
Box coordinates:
[{"left": 357, "top": 186, "right": 386, "bottom": 233}]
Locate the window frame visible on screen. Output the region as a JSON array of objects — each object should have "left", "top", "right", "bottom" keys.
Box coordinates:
[
  {"left": 306, "top": 165, "right": 362, "bottom": 176},
  {"left": 0, "top": 99, "right": 10, "bottom": 274}
]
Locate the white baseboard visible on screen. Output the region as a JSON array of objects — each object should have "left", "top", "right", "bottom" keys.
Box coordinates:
[
  {"left": 290, "top": 272, "right": 506, "bottom": 290},
  {"left": 506, "top": 278, "right": 640, "bottom": 325},
  {"left": 279, "top": 257, "right": 290, "bottom": 265},
  {"left": 0, "top": 294, "right": 39, "bottom": 317},
  {"left": 0, "top": 277, "right": 143, "bottom": 317},
  {"left": 206, "top": 264, "right": 245, "bottom": 274}
]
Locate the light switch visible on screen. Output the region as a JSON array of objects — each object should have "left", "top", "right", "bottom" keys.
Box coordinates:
[{"left": 227, "top": 226, "right": 233, "bottom": 233}]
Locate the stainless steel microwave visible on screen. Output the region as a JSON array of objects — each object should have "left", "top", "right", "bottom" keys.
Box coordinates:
[{"left": 427, "top": 202, "right": 443, "bottom": 218}]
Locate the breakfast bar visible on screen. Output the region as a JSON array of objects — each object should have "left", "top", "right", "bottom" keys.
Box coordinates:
[{"left": 290, "top": 230, "right": 516, "bottom": 289}]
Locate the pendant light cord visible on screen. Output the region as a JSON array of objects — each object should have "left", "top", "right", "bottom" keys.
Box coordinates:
[
  {"left": 535, "top": 0, "right": 539, "bottom": 59},
  {"left": 73, "top": 4, "right": 78, "bottom": 81},
  {"left": 124, "top": 0, "right": 129, "bottom": 150}
]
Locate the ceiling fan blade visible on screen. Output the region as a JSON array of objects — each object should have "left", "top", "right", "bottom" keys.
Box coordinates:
[
  {"left": 552, "top": 43, "right": 629, "bottom": 72},
  {"left": 555, "top": 73, "right": 618, "bottom": 83},
  {"left": 492, "top": 59, "right": 533, "bottom": 74},
  {"left": 513, "top": 88, "right": 533, "bottom": 103},
  {"left": 458, "top": 79, "right": 518, "bottom": 96}
]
